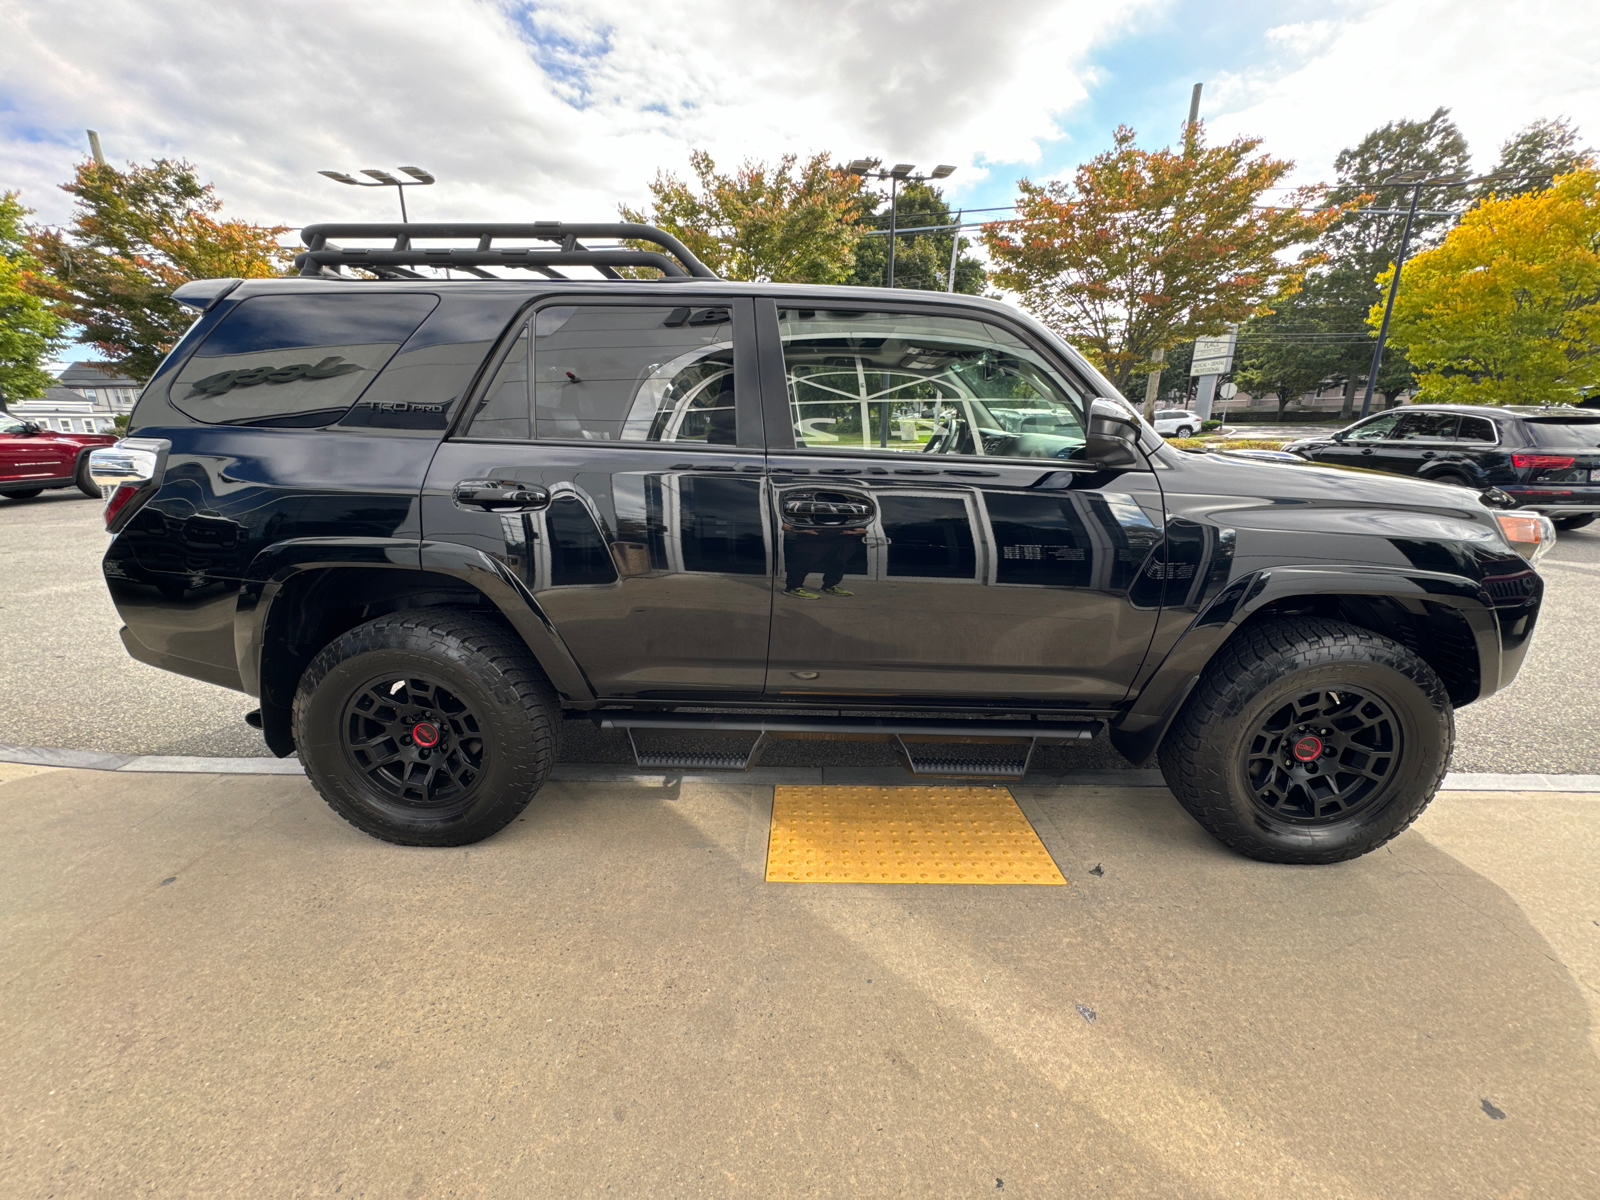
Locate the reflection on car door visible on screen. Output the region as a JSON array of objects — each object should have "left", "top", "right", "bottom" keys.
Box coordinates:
[
  {"left": 422, "top": 297, "right": 775, "bottom": 701},
  {"left": 758, "top": 302, "right": 1166, "bottom": 704}
]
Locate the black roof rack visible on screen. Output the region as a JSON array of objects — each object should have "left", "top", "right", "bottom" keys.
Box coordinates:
[{"left": 295, "top": 222, "right": 718, "bottom": 281}]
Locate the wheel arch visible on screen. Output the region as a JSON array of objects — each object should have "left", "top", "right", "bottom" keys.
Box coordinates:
[
  {"left": 1110, "top": 565, "right": 1500, "bottom": 766},
  {"left": 239, "top": 539, "right": 593, "bottom": 757}
]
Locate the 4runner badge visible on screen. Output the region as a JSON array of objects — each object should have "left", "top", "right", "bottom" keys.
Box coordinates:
[{"left": 186, "top": 356, "right": 363, "bottom": 397}]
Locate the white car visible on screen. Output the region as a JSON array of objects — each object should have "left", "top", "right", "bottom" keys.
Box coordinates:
[{"left": 1151, "top": 409, "right": 1202, "bottom": 438}]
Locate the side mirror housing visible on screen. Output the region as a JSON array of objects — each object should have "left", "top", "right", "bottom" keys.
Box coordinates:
[
  {"left": 1331, "top": 430, "right": 1347, "bottom": 442},
  {"left": 1084, "top": 398, "right": 1141, "bottom": 467},
  {"left": 20, "top": 421, "right": 42, "bottom": 436}
]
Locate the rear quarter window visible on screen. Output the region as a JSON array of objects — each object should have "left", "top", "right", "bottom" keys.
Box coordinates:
[{"left": 168, "top": 294, "right": 439, "bottom": 426}]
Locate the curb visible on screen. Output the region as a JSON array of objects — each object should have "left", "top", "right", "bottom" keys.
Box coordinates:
[{"left": 2, "top": 743, "right": 1598, "bottom": 792}]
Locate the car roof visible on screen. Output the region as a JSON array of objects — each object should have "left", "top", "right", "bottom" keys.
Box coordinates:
[{"left": 1387, "top": 403, "right": 1595, "bottom": 419}]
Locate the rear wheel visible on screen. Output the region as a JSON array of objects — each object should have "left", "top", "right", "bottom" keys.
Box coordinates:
[
  {"left": 1552, "top": 514, "right": 1595, "bottom": 531},
  {"left": 1158, "top": 616, "right": 1453, "bottom": 864},
  {"left": 293, "top": 607, "right": 558, "bottom": 846},
  {"left": 1176, "top": 425, "right": 1195, "bottom": 438}
]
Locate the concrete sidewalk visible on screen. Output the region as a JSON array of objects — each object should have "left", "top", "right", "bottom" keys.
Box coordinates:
[{"left": 3, "top": 764, "right": 1597, "bottom": 1197}]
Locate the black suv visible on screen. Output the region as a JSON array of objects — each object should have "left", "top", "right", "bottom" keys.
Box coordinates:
[
  {"left": 90, "top": 222, "right": 1550, "bottom": 864},
  {"left": 1284, "top": 405, "right": 1600, "bottom": 530}
]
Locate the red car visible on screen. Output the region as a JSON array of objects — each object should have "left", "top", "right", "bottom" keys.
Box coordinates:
[{"left": 0, "top": 413, "right": 116, "bottom": 500}]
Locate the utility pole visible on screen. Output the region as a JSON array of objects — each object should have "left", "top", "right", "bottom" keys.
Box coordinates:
[
  {"left": 946, "top": 209, "right": 963, "bottom": 292},
  {"left": 1142, "top": 83, "right": 1202, "bottom": 420},
  {"left": 1357, "top": 168, "right": 1507, "bottom": 418},
  {"left": 87, "top": 130, "right": 106, "bottom": 166}
]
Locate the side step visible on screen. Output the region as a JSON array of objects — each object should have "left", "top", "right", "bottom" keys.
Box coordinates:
[{"left": 599, "top": 712, "right": 1096, "bottom": 778}]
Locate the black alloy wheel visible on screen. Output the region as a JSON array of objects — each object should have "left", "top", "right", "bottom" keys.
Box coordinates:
[
  {"left": 341, "top": 674, "right": 486, "bottom": 807},
  {"left": 1158, "top": 616, "right": 1453, "bottom": 864},
  {"left": 1242, "top": 687, "right": 1400, "bottom": 824},
  {"left": 293, "top": 607, "right": 558, "bottom": 846}
]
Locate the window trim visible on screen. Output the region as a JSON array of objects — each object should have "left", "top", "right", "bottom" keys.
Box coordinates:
[
  {"left": 449, "top": 293, "right": 763, "bottom": 449},
  {"left": 753, "top": 295, "right": 1109, "bottom": 467},
  {"left": 1453, "top": 415, "right": 1501, "bottom": 446}
]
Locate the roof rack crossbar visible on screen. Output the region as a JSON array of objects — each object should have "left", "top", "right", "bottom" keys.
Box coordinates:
[{"left": 296, "top": 221, "right": 717, "bottom": 280}]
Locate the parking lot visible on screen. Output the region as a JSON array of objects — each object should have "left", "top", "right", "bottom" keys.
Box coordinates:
[
  {"left": 2, "top": 486, "right": 1596, "bottom": 774},
  {"left": 2, "top": 762, "right": 1597, "bottom": 1196}
]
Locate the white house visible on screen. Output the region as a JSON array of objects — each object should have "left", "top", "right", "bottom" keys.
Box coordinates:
[{"left": 8, "top": 362, "right": 141, "bottom": 433}]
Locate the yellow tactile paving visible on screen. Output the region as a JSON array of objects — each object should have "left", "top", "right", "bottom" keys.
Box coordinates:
[{"left": 766, "top": 785, "right": 1066, "bottom": 885}]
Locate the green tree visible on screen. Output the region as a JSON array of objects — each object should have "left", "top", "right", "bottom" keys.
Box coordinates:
[
  {"left": 1311, "top": 108, "right": 1472, "bottom": 415},
  {"left": 0, "top": 191, "right": 66, "bottom": 403},
  {"left": 1379, "top": 168, "right": 1600, "bottom": 406},
  {"left": 1480, "top": 117, "right": 1590, "bottom": 198},
  {"left": 846, "top": 179, "right": 986, "bottom": 293},
  {"left": 621, "top": 150, "right": 866, "bottom": 283},
  {"left": 982, "top": 124, "right": 1343, "bottom": 394},
  {"left": 32, "top": 159, "right": 291, "bottom": 381},
  {"left": 1233, "top": 288, "right": 1345, "bottom": 421}
]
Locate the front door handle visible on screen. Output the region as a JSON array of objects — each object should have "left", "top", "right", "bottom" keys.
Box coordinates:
[
  {"left": 1360, "top": 448, "right": 1375, "bottom": 455},
  {"left": 453, "top": 480, "right": 551, "bottom": 512},
  {"left": 1420, "top": 451, "right": 1435, "bottom": 459}
]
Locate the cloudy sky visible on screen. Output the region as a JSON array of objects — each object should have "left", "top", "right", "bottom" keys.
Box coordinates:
[{"left": 4, "top": 0, "right": 1597, "bottom": 233}]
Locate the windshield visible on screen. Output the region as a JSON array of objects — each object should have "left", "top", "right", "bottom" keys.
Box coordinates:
[{"left": 1522, "top": 419, "right": 1600, "bottom": 449}]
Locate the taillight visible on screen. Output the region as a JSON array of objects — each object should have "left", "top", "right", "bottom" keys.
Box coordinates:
[
  {"left": 1511, "top": 453, "right": 1576, "bottom": 470},
  {"left": 88, "top": 438, "right": 168, "bottom": 531},
  {"left": 1494, "top": 511, "right": 1557, "bottom": 564}
]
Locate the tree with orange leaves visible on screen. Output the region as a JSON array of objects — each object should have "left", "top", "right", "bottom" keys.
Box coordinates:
[
  {"left": 983, "top": 125, "right": 1347, "bottom": 395},
  {"left": 32, "top": 159, "right": 291, "bottom": 381}
]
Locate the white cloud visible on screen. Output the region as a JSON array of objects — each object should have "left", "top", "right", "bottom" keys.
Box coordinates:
[
  {"left": 1207, "top": 0, "right": 1600, "bottom": 184},
  {"left": 0, "top": 0, "right": 1158, "bottom": 233}
]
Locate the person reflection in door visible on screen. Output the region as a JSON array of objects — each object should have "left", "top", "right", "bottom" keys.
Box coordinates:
[{"left": 783, "top": 520, "right": 864, "bottom": 599}]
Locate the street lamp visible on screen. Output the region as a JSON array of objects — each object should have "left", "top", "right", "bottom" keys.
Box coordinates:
[
  {"left": 1358, "top": 168, "right": 1507, "bottom": 418},
  {"left": 845, "top": 159, "right": 956, "bottom": 288},
  {"left": 318, "top": 166, "right": 436, "bottom": 223}
]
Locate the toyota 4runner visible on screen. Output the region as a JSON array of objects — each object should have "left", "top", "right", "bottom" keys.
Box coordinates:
[{"left": 90, "top": 221, "right": 1551, "bottom": 863}]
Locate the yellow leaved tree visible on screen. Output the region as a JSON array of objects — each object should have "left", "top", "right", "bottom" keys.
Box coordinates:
[{"left": 1378, "top": 168, "right": 1600, "bottom": 405}]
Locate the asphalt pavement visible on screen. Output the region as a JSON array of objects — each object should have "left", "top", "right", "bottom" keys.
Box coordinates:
[
  {"left": 3, "top": 763, "right": 1597, "bottom": 1197},
  {"left": 1, "top": 485, "right": 1594, "bottom": 773}
]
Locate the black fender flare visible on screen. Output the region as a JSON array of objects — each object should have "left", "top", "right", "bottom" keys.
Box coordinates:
[
  {"left": 237, "top": 537, "right": 594, "bottom": 753},
  {"left": 1109, "top": 564, "right": 1501, "bottom": 766}
]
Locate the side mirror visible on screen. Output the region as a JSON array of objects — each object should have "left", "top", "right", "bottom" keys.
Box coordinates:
[
  {"left": 1084, "top": 398, "right": 1141, "bottom": 467},
  {"left": 19, "top": 421, "right": 42, "bottom": 436},
  {"left": 1331, "top": 430, "right": 1347, "bottom": 442}
]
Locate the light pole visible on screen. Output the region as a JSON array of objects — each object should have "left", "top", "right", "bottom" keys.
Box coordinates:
[
  {"left": 844, "top": 159, "right": 956, "bottom": 288},
  {"left": 1358, "top": 168, "right": 1506, "bottom": 418},
  {"left": 318, "top": 166, "right": 436, "bottom": 223}
]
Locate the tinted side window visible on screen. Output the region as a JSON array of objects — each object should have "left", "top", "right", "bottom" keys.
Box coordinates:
[
  {"left": 779, "top": 309, "right": 1086, "bottom": 460},
  {"left": 1456, "top": 416, "right": 1497, "bottom": 442},
  {"left": 1344, "top": 413, "right": 1402, "bottom": 441},
  {"left": 169, "top": 294, "right": 438, "bottom": 426},
  {"left": 1393, "top": 412, "right": 1459, "bottom": 440},
  {"left": 469, "top": 329, "right": 530, "bottom": 440}
]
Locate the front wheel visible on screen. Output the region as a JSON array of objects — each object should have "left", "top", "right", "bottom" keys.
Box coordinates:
[
  {"left": 3, "top": 488, "right": 44, "bottom": 500},
  {"left": 293, "top": 607, "right": 558, "bottom": 846},
  {"left": 75, "top": 455, "right": 100, "bottom": 497},
  {"left": 1158, "top": 616, "right": 1453, "bottom": 864},
  {"left": 1552, "top": 514, "right": 1595, "bottom": 531}
]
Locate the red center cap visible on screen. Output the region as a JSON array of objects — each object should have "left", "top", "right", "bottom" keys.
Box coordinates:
[
  {"left": 1292, "top": 735, "right": 1323, "bottom": 762},
  {"left": 412, "top": 722, "right": 440, "bottom": 748}
]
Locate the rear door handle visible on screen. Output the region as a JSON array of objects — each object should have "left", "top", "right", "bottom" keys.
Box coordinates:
[
  {"left": 1360, "top": 448, "right": 1375, "bottom": 455},
  {"left": 453, "top": 480, "right": 551, "bottom": 512},
  {"left": 1420, "top": 451, "right": 1435, "bottom": 459}
]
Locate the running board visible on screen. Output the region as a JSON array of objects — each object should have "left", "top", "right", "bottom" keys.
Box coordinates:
[
  {"left": 625, "top": 730, "right": 767, "bottom": 772},
  {"left": 599, "top": 713, "right": 1096, "bottom": 777}
]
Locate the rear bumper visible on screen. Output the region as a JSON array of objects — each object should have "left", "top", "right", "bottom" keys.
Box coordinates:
[{"left": 1503, "top": 485, "right": 1600, "bottom": 513}]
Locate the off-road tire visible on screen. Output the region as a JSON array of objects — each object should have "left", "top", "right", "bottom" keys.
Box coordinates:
[
  {"left": 1158, "top": 616, "right": 1453, "bottom": 864},
  {"left": 293, "top": 606, "right": 558, "bottom": 846},
  {"left": 1552, "top": 514, "right": 1595, "bottom": 531},
  {"left": 75, "top": 454, "right": 100, "bottom": 497}
]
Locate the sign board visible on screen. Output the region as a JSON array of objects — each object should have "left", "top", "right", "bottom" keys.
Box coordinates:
[
  {"left": 1190, "top": 331, "right": 1236, "bottom": 377},
  {"left": 1218, "top": 381, "right": 1238, "bottom": 400}
]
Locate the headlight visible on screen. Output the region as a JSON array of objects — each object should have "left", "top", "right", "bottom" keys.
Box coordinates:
[{"left": 1494, "top": 511, "right": 1557, "bottom": 564}]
